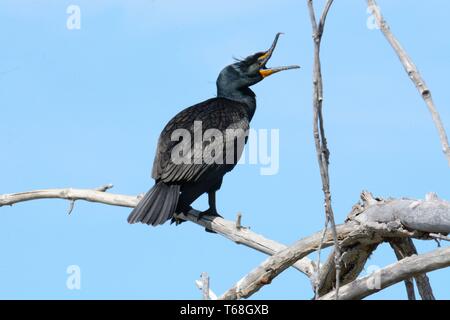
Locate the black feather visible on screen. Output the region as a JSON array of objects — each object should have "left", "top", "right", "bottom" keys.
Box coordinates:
[{"left": 127, "top": 182, "right": 180, "bottom": 226}]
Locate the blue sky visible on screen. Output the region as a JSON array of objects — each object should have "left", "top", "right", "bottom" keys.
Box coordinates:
[{"left": 0, "top": 0, "right": 449, "bottom": 299}]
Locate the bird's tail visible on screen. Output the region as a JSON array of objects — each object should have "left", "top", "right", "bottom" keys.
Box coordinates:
[{"left": 127, "top": 182, "right": 180, "bottom": 226}]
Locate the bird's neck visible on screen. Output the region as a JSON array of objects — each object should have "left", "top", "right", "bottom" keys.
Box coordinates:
[{"left": 217, "top": 87, "right": 256, "bottom": 120}]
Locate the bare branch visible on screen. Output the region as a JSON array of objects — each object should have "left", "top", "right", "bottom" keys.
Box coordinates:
[
  {"left": 219, "top": 191, "right": 450, "bottom": 300},
  {"left": 0, "top": 187, "right": 136, "bottom": 208},
  {"left": 219, "top": 223, "right": 354, "bottom": 300},
  {"left": 319, "top": 246, "right": 450, "bottom": 300},
  {"left": 201, "top": 272, "right": 210, "bottom": 300},
  {"left": 67, "top": 200, "right": 76, "bottom": 215},
  {"left": 367, "top": 0, "right": 450, "bottom": 166},
  {"left": 235, "top": 212, "right": 243, "bottom": 230},
  {"left": 0, "top": 187, "right": 316, "bottom": 277},
  {"left": 307, "top": 0, "right": 340, "bottom": 299},
  {"left": 318, "top": 0, "right": 334, "bottom": 36},
  {"left": 354, "top": 193, "right": 450, "bottom": 234},
  {"left": 195, "top": 273, "right": 217, "bottom": 300},
  {"left": 389, "top": 239, "right": 418, "bottom": 300},
  {"left": 67, "top": 184, "right": 113, "bottom": 215},
  {"left": 429, "top": 233, "right": 450, "bottom": 242},
  {"left": 95, "top": 184, "right": 114, "bottom": 192},
  {"left": 317, "top": 243, "right": 379, "bottom": 297},
  {"left": 2, "top": 187, "right": 449, "bottom": 300},
  {"left": 389, "top": 238, "right": 435, "bottom": 300}
]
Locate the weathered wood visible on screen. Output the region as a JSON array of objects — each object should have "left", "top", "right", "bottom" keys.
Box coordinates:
[
  {"left": 317, "top": 243, "right": 379, "bottom": 297},
  {"left": 367, "top": 0, "right": 450, "bottom": 166},
  {"left": 307, "top": 0, "right": 341, "bottom": 299},
  {"left": 354, "top": 195, "right": 450, "bottom": 234},
  {"left": 0, "top": 187, "right": 316, "bottom": 277},
  {"left": 219, "top": 192, "right": 450, "bottom": 300},
  {"left": 1, "top": 187, "right": 449, "bottom": 300},
  {"left": 320, "top": 246, "right": 450, "bottom": 300},
  {"left": 389, "top": 238, "right": 435, "bottom": 300},
  {"left": 201, "top": 272, "right": 210, "bottom": 300}
]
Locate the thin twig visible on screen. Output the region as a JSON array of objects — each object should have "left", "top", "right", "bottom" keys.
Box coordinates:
[
  {"left": 307, "top": 0, "right": 340, "bottom": 299},
  {"left": 201, "top": 272, "right": 210, "bottom": 300},
  {"left": 367, "top": 0, "right": 450, "bottom": 166},
  {"left": 314, "top": 215, "right": 329, "bottom": 298},
  {"left": 68, "top": 184, "right": 113, "bottom": 215},
  {"left": 236, "top": 212, "right": 242, "bottom": 230},
  {"left": 95, "top": 184, "right": 114, "bottom": 192},
  {"left": 195, "top": 273, "right": 217, "bottom": 300},
  {"left": 429, "top": 233, "right": 450, "bottom": 242}
]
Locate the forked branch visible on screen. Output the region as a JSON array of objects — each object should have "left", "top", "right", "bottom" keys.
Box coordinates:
[
  {"left": 306, "top": 0, "right": 341, "bottom": 298},
  {"left": 1, "top": 187, "right": 449, "bottom": 299}
]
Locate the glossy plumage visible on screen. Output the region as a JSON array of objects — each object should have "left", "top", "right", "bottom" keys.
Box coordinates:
[{"left": 128, "top": 33, "right": 299, "bottom": 227}]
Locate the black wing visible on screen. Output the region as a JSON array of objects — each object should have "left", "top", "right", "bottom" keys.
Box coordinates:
[{"left": 151, "top": 97, "right": 250, "bottom": 184}]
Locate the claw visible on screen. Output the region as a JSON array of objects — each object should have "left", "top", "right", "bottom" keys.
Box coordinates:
[
  {"left": 197, "top": 211, "right": 206, "bottom": 221},
  {"left": 197, "top": 208, "right": 222, "bottom": 221},
  {"left": 170, "top": 215, "right": 186, "bottom": 225}
]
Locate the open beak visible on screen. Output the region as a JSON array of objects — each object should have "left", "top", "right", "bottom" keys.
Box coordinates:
[{"left": 258, "top": 33, "right": 300, "bottom": 78}]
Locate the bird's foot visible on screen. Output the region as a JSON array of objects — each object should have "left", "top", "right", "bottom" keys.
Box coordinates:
[
  {"left": 170, "top": 216, "right": 185, "bottom": 225},
  {"left": 197, "top": 208, "right": 222, "bottom": 234},
  {"left": 197, "top": 208, "right": 223, "bottom": 221},
  {"left": 170, "top": 206, "right": 193, "bottom": 225}
]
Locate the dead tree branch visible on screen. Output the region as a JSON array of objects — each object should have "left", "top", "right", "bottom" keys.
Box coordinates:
[
  {"left": 306, "top": 0, "right": 341, "bottom": 299},
  {"left": 353, "top": 191, "right": 450, "bottom": 234},
  {"left": 317, "top": 243, "right": 379, "bottom": 297},
  {"left": 2, "top": 187, "right": 449, "bottom": 299},
  {"left": 319, "top": 246, "right": 450, "bottom": 300},
  {"left": 200, "top": 272, "right": 210, "bottom": 300},
  {"left": 195, "top": 273, "right": 217, "bottom": 300},
  {"left": 390, "top": 239, "right": 416, "bottom": 300},
  {"left": 219, "top": 191, "right": 449, "bottom": 300},
  {"left": 0, "top": 186, "right": 316, "bottom": 277},
  {"left": 389, "top": 238, "right": 435, "bottom": 300},
  {"left": 367, "top": 0, "right": 450, "bottom": 166}
]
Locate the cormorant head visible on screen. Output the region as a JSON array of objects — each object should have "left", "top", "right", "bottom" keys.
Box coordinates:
[{"left": 217, "top": 33, "right": 299, "bottom": 95}]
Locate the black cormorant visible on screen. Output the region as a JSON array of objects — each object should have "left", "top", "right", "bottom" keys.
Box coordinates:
[{"left": 128, "top": 33, "right": 299, "bottom": 226}]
